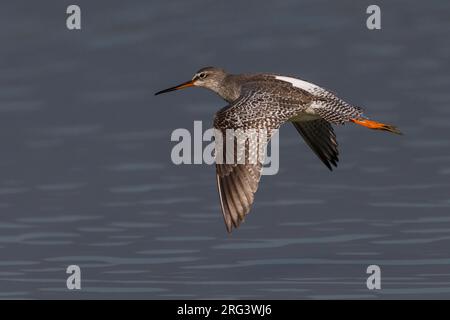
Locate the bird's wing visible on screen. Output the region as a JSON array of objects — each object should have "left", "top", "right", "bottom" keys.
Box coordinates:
[
  {"left": 292, "top": 119, "right": 339, "bottom": 171},
  {"left": 309, "top": 99, "right": 364, "bottom": 125},
  {"left": 213, "top": 89, "right": 284, "bottom": 233},
  {"left": 213, "top": 77, "right": 363, "bottom": 232},
  {"left": 215, "top": 160, "right": 263, "bottom": 233},
  {"left": 272, "top": 75, "right": 364, "bottom": 124}
]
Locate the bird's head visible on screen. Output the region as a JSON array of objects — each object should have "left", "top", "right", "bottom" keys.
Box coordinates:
[{"left": 155, "top": 67, "right": 228, "bottom": 96}]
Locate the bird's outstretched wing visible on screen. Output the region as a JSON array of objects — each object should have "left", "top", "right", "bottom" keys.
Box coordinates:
[
  {"left": 213, "top": 90, "right": 284, "bottom": 233},
  {"left": 292, "top": 119, "right": 339, "bottom": 171},
  {"left": 215, "top": 161, "right": 263, "bottom": 233},
  {"left": 212, "top": 75, "right": 369, "bottom": 232}
]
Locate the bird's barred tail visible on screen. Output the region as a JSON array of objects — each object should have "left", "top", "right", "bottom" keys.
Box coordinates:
[{"left": 350, "top": 118, "right": 402, "bottom": 135}]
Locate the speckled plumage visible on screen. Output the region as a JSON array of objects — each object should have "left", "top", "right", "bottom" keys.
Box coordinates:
[
  {"left": 212, "top": 72, "right": 365, "bottom": 232},
  {"left": 155, "top": 67, "right": 401, "bottom": 233}
]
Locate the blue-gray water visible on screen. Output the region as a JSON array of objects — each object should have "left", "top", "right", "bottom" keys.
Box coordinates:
[{"left": 0, "top": 0, "right": 450, "bottom": 299}]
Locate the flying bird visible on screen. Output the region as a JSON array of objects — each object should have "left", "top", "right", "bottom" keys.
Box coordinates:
[{"left": 155, "top": 67, "right": 401, "bottom": 232}]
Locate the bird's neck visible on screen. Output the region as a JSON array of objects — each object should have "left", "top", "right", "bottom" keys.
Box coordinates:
[{"left": 215, "top": 75, "right": 242, "bottom": 103}]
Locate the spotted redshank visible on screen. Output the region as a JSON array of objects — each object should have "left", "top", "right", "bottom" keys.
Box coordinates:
[{"left": 155, "top": 67, "right": 401, "bottom": 232}]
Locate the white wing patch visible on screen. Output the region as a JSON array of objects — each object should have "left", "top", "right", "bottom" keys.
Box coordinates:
[{"left": 275, "top": 75, "right": 321, "bottom": 94}]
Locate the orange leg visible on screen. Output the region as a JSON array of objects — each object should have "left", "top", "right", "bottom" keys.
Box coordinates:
[{"left": 350, "top": 118, "right": 402, "bottom": 135}]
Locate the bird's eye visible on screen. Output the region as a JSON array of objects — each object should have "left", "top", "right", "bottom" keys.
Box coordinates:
[{"left": 198, "top": 72, "right": 207, "bottom": 79}]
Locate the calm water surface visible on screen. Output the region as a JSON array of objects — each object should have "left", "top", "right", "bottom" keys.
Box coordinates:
[{"left": 0, "top": 0, "right": 449, "bottom": 298}]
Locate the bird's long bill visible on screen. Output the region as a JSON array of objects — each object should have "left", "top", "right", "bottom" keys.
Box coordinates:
[{"left": 154, "top": 80, "right": 195, "bottom": 95}]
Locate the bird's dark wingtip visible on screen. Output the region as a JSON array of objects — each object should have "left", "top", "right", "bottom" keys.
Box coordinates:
[{"left": 325, "top": 160, "right": 339, "bottom": 171}]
